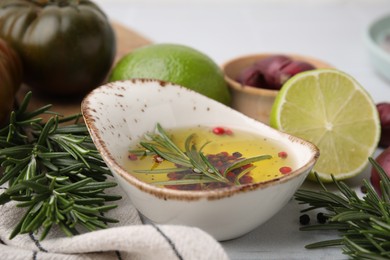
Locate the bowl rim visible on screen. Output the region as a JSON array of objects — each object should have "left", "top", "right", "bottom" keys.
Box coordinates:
[
  {"left": 81, "top": 79, "right": 320, "bottom": 201},
  {"left": 365, "top": 14, "right": 390, "bottom": 64},
  {"left": 221, "top": 52, "right": 332, "bottom": 96}
]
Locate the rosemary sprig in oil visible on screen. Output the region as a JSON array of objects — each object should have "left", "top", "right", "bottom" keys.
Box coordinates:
[
  {"left": 295, "top": 158, "right": 390, "bottom": 259},
  {"left": 0, "top": 92, "right": 121, "bottom": 240},
  {"left": 130, "top": 123, "right": 271, "bottom": 187}
]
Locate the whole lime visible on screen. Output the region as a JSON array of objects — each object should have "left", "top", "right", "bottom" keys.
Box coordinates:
[{"left": 109, "top": 43, "right": 231, "bottom": 105}]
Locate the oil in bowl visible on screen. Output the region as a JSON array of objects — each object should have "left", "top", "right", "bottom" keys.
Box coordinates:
[{"left": 124, "top": 124, "right": 296, "bottom": 191}]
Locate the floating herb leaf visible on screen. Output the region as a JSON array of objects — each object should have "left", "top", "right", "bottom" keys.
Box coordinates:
[{"left": 130, "top": 123, "right": 272, "bottom": 188}]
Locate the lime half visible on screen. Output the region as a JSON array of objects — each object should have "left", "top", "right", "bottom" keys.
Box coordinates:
[{"left": 270, "top": 69, "right": 380, "bottom": 182}]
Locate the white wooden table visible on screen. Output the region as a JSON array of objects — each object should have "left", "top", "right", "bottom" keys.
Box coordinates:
[{"left": 94, "top": 1, "right": 390, "bottom": 258}]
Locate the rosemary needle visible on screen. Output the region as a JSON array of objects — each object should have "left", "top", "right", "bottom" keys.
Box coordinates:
[
  {"left": 0, "top": 92, "right": 121, "bottom": 240},
  {"left": 295, "top": 158, "right": 390, "bottom": 259},
  {"left": 130, "top": 123, "right": 272, "bottom": 187}
]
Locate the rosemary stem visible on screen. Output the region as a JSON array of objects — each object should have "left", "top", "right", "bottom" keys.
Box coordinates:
[{"left": 0, "top": 91, "right": 121, "bottom": 240}]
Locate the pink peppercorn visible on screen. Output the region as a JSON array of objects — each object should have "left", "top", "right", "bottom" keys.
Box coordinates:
[
  {"left": 153, "top": 155, "right": 164, "bottom": 163},
  {"left": 212, "top": 127, "right": 234, "bottom": 135},
  {"left": 279, "top": 166, "right": 292, "bottom": 174},
  {"left": 212, "top": 127, "right": 225, "bottom": 135},
  {"left": 278, "top": 151, "right": 288, "bottom": 159},
  {"left": 225, "top": 129, "right": 233, "bottom": 135}
]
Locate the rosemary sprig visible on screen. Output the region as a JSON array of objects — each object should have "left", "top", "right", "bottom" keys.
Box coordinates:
[
  {"left": 295, "top": 158, "right": 390, "bottom": 259},
  {"left": 130, "top": 123, "right": 271, "bottom": 187},
  {"left": 0, "top": 92, "right": 121, "bottom": 240}
]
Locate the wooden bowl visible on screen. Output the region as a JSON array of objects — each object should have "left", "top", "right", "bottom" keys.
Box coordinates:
[{"left": 222, "top": 54, "right": 332, "bottom": 124}]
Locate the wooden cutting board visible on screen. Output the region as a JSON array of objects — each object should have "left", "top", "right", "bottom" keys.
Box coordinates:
[{"left": 15, "top": 22, "right": 152, "bottom": 119}]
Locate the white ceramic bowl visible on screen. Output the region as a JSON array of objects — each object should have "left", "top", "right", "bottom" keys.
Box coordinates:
[
  {"left": 81, "top": 79, "right": 319, "bottom": 241},
  {"left": 365, "top": 14, "right": 390, "bottom": 82}
]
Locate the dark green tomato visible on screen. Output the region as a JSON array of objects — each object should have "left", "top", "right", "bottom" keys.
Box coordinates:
[
  {"left": 0, "top": 38, "right": 22, "bottom": 126},
  {"left": 0, "top": 0, "right": 116, "bottom": 97}
]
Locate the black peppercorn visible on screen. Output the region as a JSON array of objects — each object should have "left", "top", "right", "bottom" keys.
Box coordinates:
[
  {"left": 299, "top": 214, "right": 310, "bottom": 225},
  {"left": 317, "top": 212, "right": 328, "bottom": 224}
]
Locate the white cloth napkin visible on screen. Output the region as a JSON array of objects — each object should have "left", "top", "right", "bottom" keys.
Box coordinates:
[{"left": 0, "top": 183, "right": 229, "bottom": 260}]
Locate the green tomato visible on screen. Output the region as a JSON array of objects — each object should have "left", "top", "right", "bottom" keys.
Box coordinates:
[
  {"left": 0, "top": 38, "right": 22, "bottom": 126},
  {"left": 0, "top": 0, "right": 116, "bottom": 97}
]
